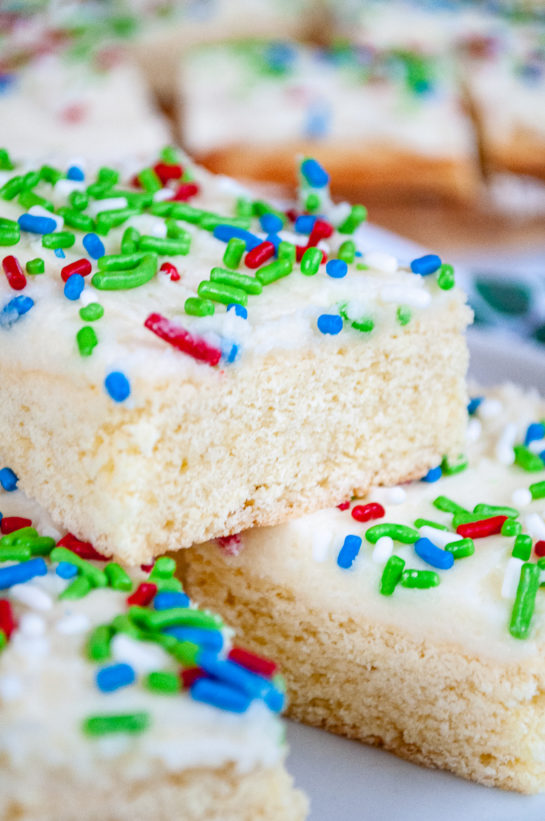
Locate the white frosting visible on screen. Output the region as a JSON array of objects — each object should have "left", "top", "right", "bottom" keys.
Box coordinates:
[{"left": 220, "top": 384, "right": 545, "bottom": 662}]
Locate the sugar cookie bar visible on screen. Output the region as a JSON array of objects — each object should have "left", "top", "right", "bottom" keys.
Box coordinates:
[
  {"left": 183, "top": 384, "right": 545, "bottom": 793},
  {"left": 0, "top": 488, "right": 307, "bottom": 821},
  {"left": 0, "top": 150, "right": 470, "bottom": 563}
]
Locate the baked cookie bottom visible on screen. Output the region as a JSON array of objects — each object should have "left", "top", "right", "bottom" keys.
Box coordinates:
[{"left": 484, "top": 129, "right": 545, "bottom": 182}]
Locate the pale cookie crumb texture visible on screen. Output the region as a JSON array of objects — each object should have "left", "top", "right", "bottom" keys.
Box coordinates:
[{"left": 183, "top": 384, "right": 545, "bottom": 793}]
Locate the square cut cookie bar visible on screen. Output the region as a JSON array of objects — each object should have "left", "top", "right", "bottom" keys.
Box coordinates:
[
  {"left": 184, "top": 384, "right": 545, "bottom": 793},
  {"left": 0, "top": 488, "right": 307, "bottom": 821},
  {"left": 178, "top": 39, "right": 478, "bottom": 201},
  {"left": 0, "top": 149, "right": 470, "bottom": 563}
]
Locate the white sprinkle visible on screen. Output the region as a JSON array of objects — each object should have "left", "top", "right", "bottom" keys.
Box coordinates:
[
  {"left": 128, "top": 214, "right": 167, "bottom": 238},
  {"left": 9, "top": 584, "right": 53, "bottom": 611},
  {"left": 19, "top": 613, "right": 46, "bottom": 637},
  {"left": 495, "top": 423, "right": 517, "bottom": 466},
  {"left": 364, "top": 251, "right": 398, "bottom": 274},
  {"left": 466, "top": 418, "right": 482, "bottom": 442},
  {"left": 525, "top": 513, "right": 545, "bottom": 541},
  {"left": 372, "top": 536, "right": 394, "bottom": 564},
  {"left": 11, "top": 633, "right": 49, "bottom": 659},
  {"left": 328, "top": 201, "right": 352, "bottom": 226},
  {"left": 0, "top": 675, "right": 23, "bottom": 703},
  {"left": 311, "top": 530, "right": 332, "bottom": 563},
  {"left": 512, "top": 488, "right": 532, "bottom": 508},
  {"left": 87, "top": 196, "right": 128, "bottom": 217},
  {"left": 418, "top": 526, "right": 460, "bottom": 548},
  {"left": 529, "top": 438, "right": 545, "bottom": 455},
  {"left": 380, "top": 285, "right": 431, "bottom": 308},
  {"left": 39, "top": 524, "right": 63, "bottom": 541},
  {"left": 55, "top": 612, "right": 90, "bottom": 635},
  {"left": 28, "top": 204, "right": 64, "bottom": 231},
  {"left": 383, "top": 486, "right": 406, "bottom": 505},
  {"left": 111, "top": 633, "right": 170, "bottom": 674},
  {"left": 478, "top": 398, "right": 503, "bottom": 419},
  {"left": 501, "top": 557, "right": 523, "bottom": 599},
  {"left": 153, "top": 187, "right": 174, "bottom": 202},
  {"left": 53, "top": 178, "right": 85, "bottom": 199}
]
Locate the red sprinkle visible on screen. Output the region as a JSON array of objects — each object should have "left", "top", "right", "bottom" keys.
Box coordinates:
[
  {"left": 245, "top": 241, "right": 275, "bottom": 269},
  {"left": 457, "top": 516, "right": 507, "bottom": 539},
  {"left": 61, "top": 258, "right": 92, "bottom": 282},
  {"left": 228, "top": 647, "right": 277, "bottom": 678},
  {"left": 141, "top": 563, "right": 155, "bottom": 573},
  {"left": 160, "top": 261, "right": 180, "bottom": 282},
  {"left": 144, "top": 312, "right": 221, "bottom": 366},
  {"left": 216, "top": 534, "right": 242, "bottom": 556},
  {"left": 0, "top": 516, "right": 32, "bottom": 535},
  {"left": 0, "top": 600, "right": 16, "bottom": 639},
  {"left": 180, "top": 667, "right": 206, "bottom": 688},
  {"left": 2, "top": 255, "right": 26, "bottom": 290},
  {"left": 308, "top": 219, "right": 333, "bottom": 246},
  {"left": 285, "top": 208, "right": 299, "bottom": 223},
  {"left": 153, "top": 162, "right": 183, "bottom": 184},
  {"left": 337, "top": 501, "right": 351, "bottom": 511},
  {"left": 351, "top": 503, "right": 386, "bottom": 523},
  {"left": 535, "top": 540, "right": 545, "bottom": 558},
  {"left": 56, "top": 533, "right": 108, "bottom": 562},
  {"left": 127, "top": 582, "right": 157, "bottom": 607},
  {"left": 170, "top": 182, "right": 200, "bottom": 201}
]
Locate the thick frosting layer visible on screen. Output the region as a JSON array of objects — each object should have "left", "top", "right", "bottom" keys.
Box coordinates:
[
  {"left": 0, "top": 490, "right": 285, "bottom": 779},
  {"left": 219, "top": 384, "right": 545, "bottom": 662}
]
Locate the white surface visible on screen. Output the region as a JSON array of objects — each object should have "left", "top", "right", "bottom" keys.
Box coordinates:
[{"left": 286, "top": 331, "right": 545, "bottom": 819}]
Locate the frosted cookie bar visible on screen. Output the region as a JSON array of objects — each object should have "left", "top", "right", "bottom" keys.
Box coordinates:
[
  {"left": 178, "top": 39, "right": 478, "bottom": 201},
  {"left": 0, "top": 488, "right": 307, "bottom": 821},
  {"left": 0, "top": 149, "right": 470, "bottom": 562},
  {"left": 184, "top": 384, "right": 545, "bottom": 793}
]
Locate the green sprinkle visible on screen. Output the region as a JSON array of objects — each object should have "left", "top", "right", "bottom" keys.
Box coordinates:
[
  {"left": 1, "top": 527, "right": 38, "bottom": 546},
  {"left": 433, "top": 495, "right": 468, "bottom": 515},
  {"left": 210, "top": 267, "right": 262, "bottom": 295},
  {"left": 155, "top": 576, "right": 183, "bottom": 593},
  {"left": 305, "top": 193, "right": 321, "bottom": 213},
  {"left": 509, "top": 562, "right": 540, "bottom": 639},
  {"left": 111, "top": 613, "right": 144, "bottom": 640},
  {"left": 300, "top": 247, "right": 322, "bottom": 276},
  {"left": 121, "top": 227, "right": 140, "bottom": 254},
  {"left": 184, "top": 297, "right": 215, "bottom": 317},
  {"left": 76, "top": 326, "right": 98, "bottom": 357},
  {"left": 351, "top": 317, "right": 374, "bottom": 333},
  {"left": 452, "top": 511, "right": 488, "bottom": 528},
  {"left": 236, "top": 198, "right": 253, "bottom": 219},
  {"left": 103, "top": 562, "right": 133, "bottom": 592},
  {"left": 437, "top": 263, "right": 455, "bottom": 290},
  {"left": 92, "top": 254, "right": 157, "bottom": 291},
  {"left": 198, "top": 281, "right": 248, "bottom": 307},
  {"left": 69, "top": 190, "right": 88, "bottom": 211},
  {"left": 400, "top": 569, "right": 440, "bottom": 589},
  {"left": 514, "top": 445, "right": 544, "bottom": 472},
  {"left": 396, "top": 306, "right": 412, "bottom": 326},
  {"left": 170, "top": 640, "right": 199, "bottom": 667},
  {"left": 502, "top": 519, "right": 522, "bottom": 537},
  {"left": 149, "top": 556, "right": 177, "bottom": 581},
  {"left": 413, "top": 518, "right": 449, "bottom": 531},
  {"left": 0, "top": 229, "right": 20, "bottom": 246},
  {"left": 97, "top": 166, "right": 119, "bottom": 187},
  {"left": 444, "top": 538, "right": 474, "bottom": 559},
  {"left": 26, "top": 257, "right": 45, "bottom": 274},
  {"left": 0, "top": 544, "right": 32, "bottom": 562},
  {"left": 512, "top": 534, "right": 533, "bottom": 561},
  {"left": 168, "top": 203, "right": 203, "bottom": 224},
  {"left": 87, "top": 625, "right": 113, "bottom": 662},
  {"left": 138, "top": 167, "right": 161, "bottom": 193},
  {"left": 79, "top": 302, "right": 104, "bottom": 322},
  {"left": 21, "top": 171, "right": 40, "bottom": 190},
  {"left": 251, "top": 201, "right": 285, "bottom": 224},
  {"left": 380, "top": 555, "right": 406, "bottom": 596},
  {"left": 530, "top": 480, "right": 545, "bottom": 500},
  {"left": 1, "top": 176, "right": 23, "bottom": 200},
  {"left": 164, "top": 220, "right": 186, "bottom": 241},
  {"left": 19, "top": 190, "right": 54, "bottom": 211},
  {"left": 256, "top": 259, "right": 292, "bottom": 285},
  {"left": 56, "top": 208, "right": 95, "bottom": 232},
  {"left": 199, "top": 214, "right": 251, "bottom": 232},
  {"left": 474, "top": 503, "right": 518, "bottom": 518},
  {"left": 0, "top": 149, "right": 14, "bottom": 170},
  {"left": 223, "top": 237, "right": 245, "bottom": 269},
  {"left": 160, "top": 146, "right": 180, "bottom": 164},
  {"left": 59, "top": 575, "right": 92, "bottom": 600},
  {"left": 83, "top": 712, "right": 150, "bottom": 736},
  {"left": 337, "top": 240, "right": 356, "bottom": 264},
  {"left": 39, "top": 164, "right": 62, "bottom": 184},
  {"left": 278, "top": 241, "right": 296, "bottom": 265},
  {"left": 95, "top": 207, "right": 140, "bottom": 234},
  {"left": 0, "top": 630, "right": 6, "bottom": 652},
  {"left": 441, "top": 454, "right": 468, "bottom": 475},
  {"left": 365, "top": 523, "right": 420, "bottom": 544},
  {"left": 146, "top": 671, "right": 181, "bottom": 694},
  {"left": 129, "top": 605, "right": 222, "bottom": 632},
  {"left": 26, "top": 536, "right": 56, "bottom": 556},
  {"left": 338, "top": 204, "right": 367, "bottom": 234},
  {"left": 138, "top": 235, "right": 190, "bottom": 256},
  {"left": 51, "top": 546, "right": 107, "bottom": 588},
  {"left": 42, "top": 231, "right": 75, "bottom": 250}
]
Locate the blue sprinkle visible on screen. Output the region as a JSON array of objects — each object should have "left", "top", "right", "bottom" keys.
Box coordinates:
[
  {"left": 326, "top": 259, "right": 348, "bottom": 279},
  {"left": 56, "top": 561, "right": 79, "bottom": 579},
  {"left": 227, "top": 303, "right": 247, "bottom": 319},
  {"left": 304, "top": 100, "right": 331, "bottom": 139},
  {"left": 317, "top": 314, "right": 343, "bottom": 335},
  {"left": 294, "top": 215, "right": 317, "bottom": 234},
  {"left": 414, "top": 537, "right": 454, "bottom": 570},
  {"left": 301, "top": 158, "right": 329, "bottom": 189},
  {"left": 0, "top": 557, "right": 47, "bottom": 590},
  {"left": 191, "top": 678, "right": 252, "bottom": 713},
  {"left": 259, "top": 213, "right": 283, "bottom": 233},
  {"left": 83, "top": 232, "right": 105, "bottom": 260},
  {"left": 96, "top": 662, "right": 136, "bottom": 693},
  {"left": 265, "top": 232, "right": 281, "bottom": 252},
  {"left": 63, "top": 273, "right": 84, "bottom": 301},
  {"left": 163, "top": 626, "right": 224, "bottom": 652},
  {"left": 0, "top": 295, "right": 34, "bottom": 328},
  {"left": 104, "top": 371, "right": 131, "bottom": 403},
  {"left": 337, "top": 534, "right": 362, "bottom": 570},
  {"left": 54, "top": 248, "right": 65, "bottom": 259},
  {"left": 220, "top": 339, "right": 239, "bottom": 364},
  {"left": 0, "top": 74, "right": 16, "bottom": 94},
  {"left": 525, "top": 422, "right": 545, "bottom": 447},
  {"left": 213, "top": 225, "right": 262, "bottom": 251},
  {"left": 154, "top": 591, "right": 190, "bottom": 610},
  {"left": 198, "top": 651, "right": 280, "bottom": 705},
  {"left": 0, "top": 467, "right": 18, "bottom": 492},
  {"left": 422, "top": 465, "right": 443, "bottom": 483},
  {"left": 410, "top": 254, "right": 442, "bottom": 276},
  {"left": 467, "top": 396, "right": 483, "bottom": 416},
  {"left": 66, "top": 165, "right": 85, "bottom": 182},
  {"left": 18, "top": 214, "right": 57, "bottom": 235}
]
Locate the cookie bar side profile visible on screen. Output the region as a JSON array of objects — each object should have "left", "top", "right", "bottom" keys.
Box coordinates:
[{"left": 182, "top": 385, "right": 545, "bottom": 793}]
